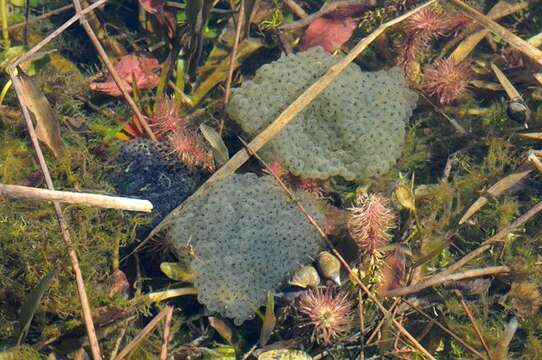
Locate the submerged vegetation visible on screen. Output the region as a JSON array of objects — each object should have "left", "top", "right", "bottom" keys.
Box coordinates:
[{"left": 0, "top": 0, "right": 541, "bottom": 359}]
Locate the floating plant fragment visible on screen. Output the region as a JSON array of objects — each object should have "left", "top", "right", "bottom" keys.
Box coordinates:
[
  {"left": 297, "top": 287, "right": 353, "bottom": 345},
  {"left": 423, "top": 58, "right": 474, "bottom": 105},
  {"left": 258, "top": 349, "right": 312, "bottom": 360},
  {"left": 228, "top": 47, "right": 418, "bottom": 181},
  {"left": 169, "top": 173, "right": 324, "bottom": 324},
  {"left": 348, "top": 193, "right": 395, "bottom": 255},
  {"left": 90, "top": 54, "right": 161, "bottom": 96}
]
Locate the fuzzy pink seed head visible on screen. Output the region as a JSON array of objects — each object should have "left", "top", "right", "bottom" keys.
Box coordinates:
[
  {"left": 423, "top": 59, "right": 474, "bottom": 105},
  {"left": 265, "top": 161, "right": 288, "bottom": 179},
  {"left": 168, "top": 129, "right": 214, "bottom": 171},
  {"left": 296, "top": 177, "right": 325, "bottom": 198},
  {"left": 405, "top": 8, "right": 448, "bottom": 43},
  {"left": 298, "top": 287, "right": 353, "bottom": 345},
  {"left": 348, "top": 194, "right": 395, "bottom": 255},
  {"left": 150, "top": 96, "right": 186, "bottom": 138}
]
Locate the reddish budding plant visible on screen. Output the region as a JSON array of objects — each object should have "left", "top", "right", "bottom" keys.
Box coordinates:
[
  {"left": 348, "top": 194, "right": 395, "bottom": 255},
  {"left": 423, "top": 58, "right": 474, "bottom": 105},
  {"left": 168, "top": 129, "right": 214, "bottom": 171},
  {"left": 297, "top": 287, "right": 353, "bottom": 345},
  {"left": 149, "top": 96, "right": 186, "bottom": 138}
]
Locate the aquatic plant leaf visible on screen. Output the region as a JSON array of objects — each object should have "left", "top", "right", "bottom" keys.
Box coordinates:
[
  {"left": 200, "top": 124, "right": 229, "bottom": 166},
  {"left": 15, "top": 267, "right": 60, "bottom": 345},
  {"left": 15, "top": 70, "right": 64, "bottom": 158},
  {"left": 459, "top": 166, "right": 532, "bottom": 224},
  {"left": 202, "top": 344, "right": 236, "bottom": 360},
  {"left": 160, "top": 262, "right": 195, "bottom": 283},
  {"left": 301, "top": 16, "right": 357, "bottom": 53},
  {"left": 90, "top": 54, "right": 161, "bottom": 96},
  {"left": 258, "top": 349, "right": 312, "bottom": 360},
  {"left": 395, "top": 179, "right": 416, "bottom": 212},
  {"left": 259, "top": 291, "right": 276, "bottom": 346},
  {"left": 191, "top": 37, "right": 264, "bottom": 105},
  {"left": 208, "top": 317, "right": 234, "bottom": 345},
  {"left": 139, "top": 0, "right": 165, "bottom": 13}
]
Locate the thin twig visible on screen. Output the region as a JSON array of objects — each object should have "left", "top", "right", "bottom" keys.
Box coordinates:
[
  {"left": 115, "top": 307, "right": 170, "bottom": 360},
  {"left": 160, "top": 306, "right": 174, "bottom": 360},
  {"left": 10, "top": 0, "right": 107, "bottom": 69},
  {"left": 222, "top": 0, "right": 245, "bottom": 134},
  {"left": 283, "top": 0, "right": 308, "bottom": 18},
  {"left": 72, "top": 0, "right": 157, "bottom": 140},
  {"left": 142, "top": 0, "right": 437, "bottom": 245},
  {"left": 0, "top": 183, "right": 153, "bottom": 212},
  {"left": 384, "top": 266, "right": 510, "bottom": 297},
  {"left": 358, "top": 290, "right": 365, "bottom": 360},
  {"left": 392, "top": 202, "right": 542, "bottom": 296},
  {"left": 444, "top": 200, "right": 542, "bottom": 275},
  {"left": 447, "top": 0, "right": 542, "bottom": 67},
  {"left": 9, "top": 69, "right": 103, "bottom": 360},
  {"left": 454, "top": 291, "right": 493, "bottom": 359},
  {"left": 401, "top": 299, "right": 485, "bottom": 359},
  {"left": 8, "top": 4, "right": 74, "bottom": 31},
  {"left": 279, "top": 0, "right": 373, "bottom": 31}
]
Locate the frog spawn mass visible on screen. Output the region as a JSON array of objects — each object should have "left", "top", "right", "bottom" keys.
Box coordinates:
[
  {"left": 227, "top": 47, "right": 419, "bottom": 181},
  {"left": 169, "top": 173, "right": 324, "bottom": 324}
]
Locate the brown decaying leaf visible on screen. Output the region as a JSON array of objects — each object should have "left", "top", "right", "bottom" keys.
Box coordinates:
[
  {"left": 209, "top": 316, "right": 234, "bottom": 345},
  {"left": 90, "top": 54, "right": 161, "bottom": 96},
  {"left": 16, "top": 70, "right": 64, "bottom": 158},
  {"left": 259, "top": 291, "right": 276, "bottom": 346},
  {"left": 376, "top": 248, "right": 406, "bottom": 296},
  {"left": 459, "top": 166, "right": 532, "bottom": 224}
]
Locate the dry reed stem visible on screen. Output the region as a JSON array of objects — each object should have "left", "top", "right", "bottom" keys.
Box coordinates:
[
  {"left": 9, "top": 69, "right": 103, "bottom": 360},
  {"left": 384, "top": 266, "right": 510, "bottom": 297},
  {"left": 454, "top": 290, "right": 493, "bottom": 359},
  {"left": 9, "top": 0, "right": 107, "bottom": 69},
  {"left": 448, "top": 0, "right": 542, "bottom": 69},
  {"left": 142, "top": 0, "right": 437, "bottom": 245},
  {"left": 160, "top": 306, "right": 174, "bottom": 360},
  {"left": 8, "top": 4, "right": 74, "bottom": 31},
  {"left": 401, "top": 299, "right": 485, "bottom": 359},
  {"left": 72, "top": 0, "right": 157, "bottom": 141},
  {"left": 222, "top": 0, "right": 245, "bottom": 134},
  {"left": 283, "top": 0, "right": 308, "bottom": 18},
  {"left": 0, "top": 183, "right": 153, "bottom": 212},
  {"left": 114, "top": 307, "right": 170, "bottom": 360}
]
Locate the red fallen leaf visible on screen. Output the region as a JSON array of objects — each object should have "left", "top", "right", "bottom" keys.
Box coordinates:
[
  {"left": 139, "top": 0, "right": 165, "bottom": 14},
  {"left": 90, "top": 54, "right": 161, "bottom": 96},
  {"left": 300, "top": 16, "right": 358, "bottom": 53}
]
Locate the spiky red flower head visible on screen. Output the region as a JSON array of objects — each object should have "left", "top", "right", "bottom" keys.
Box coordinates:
[
  {"left": 447, "top": 12, "right": 472, "bottom": 35},
  {"left": 423, "top": 59, "right": 474, "bottom": 105},
  {"left": 298, "top": 287, "right": 353, "bottom": 345},
  {"left": 150, "top": 96, "right": 186, "bottom": 138},
  {"left": 168, "top": 129, "right": 214, "bottom": 171},
  {"left": 348, "top": 194, "right": 394, "bottom": 254},
  {"left": 405, "top": 8, "right": 448, "bottom": 43}
]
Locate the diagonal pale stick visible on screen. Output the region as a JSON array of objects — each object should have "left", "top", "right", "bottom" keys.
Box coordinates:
[
  {"left": 448, "top": 0, "right": 542, "bottom": 68},
  {"left": 140, "top": 0, "right": 437, "bottom": 245},
  {"left": 0, "top": 183, "right": 153, "bottom": 212}
]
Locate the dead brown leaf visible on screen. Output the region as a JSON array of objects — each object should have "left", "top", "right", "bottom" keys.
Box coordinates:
[{"left": 16, "top": 69, "right": 64, "bottom": 158}]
